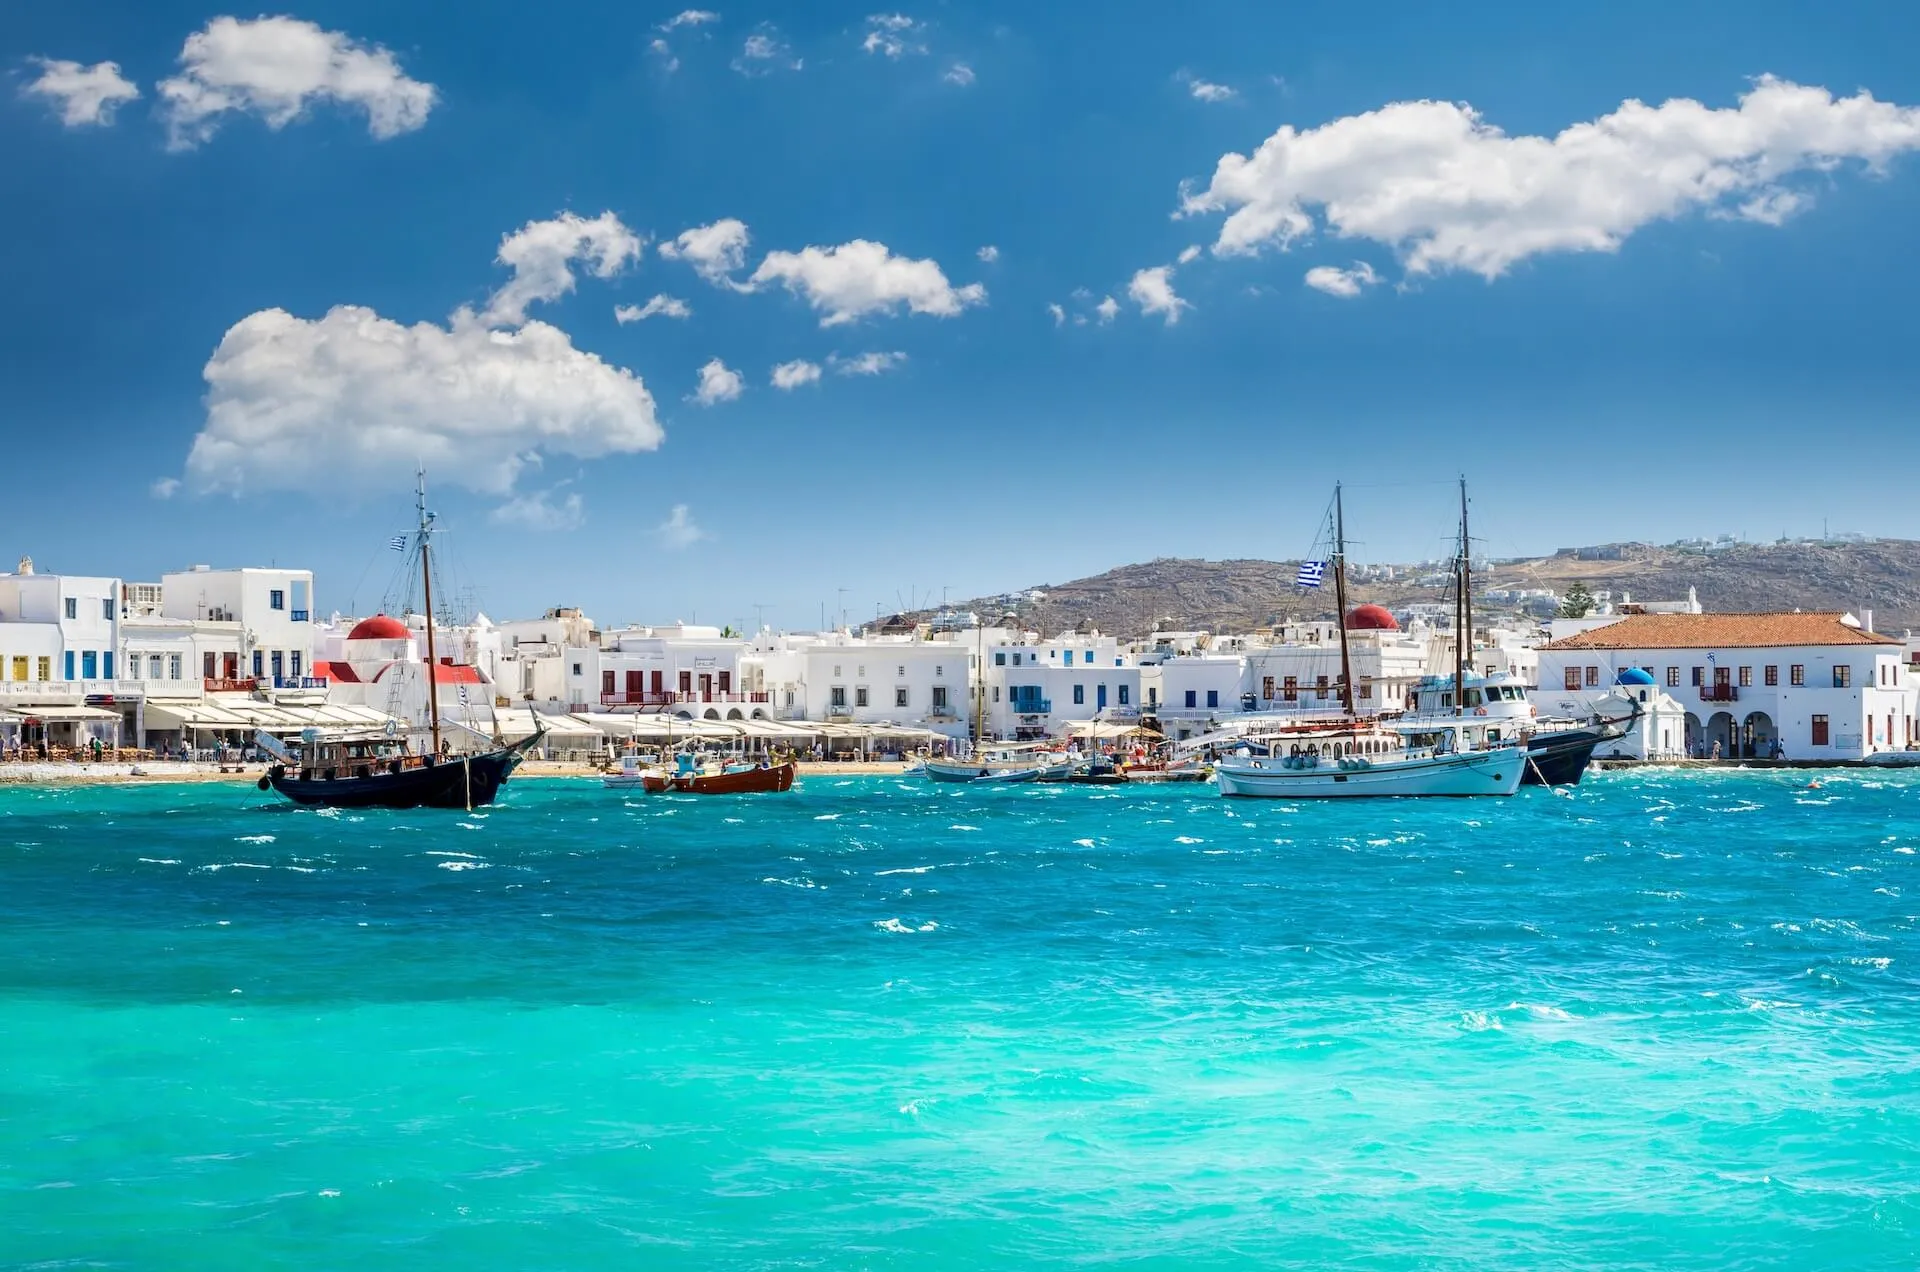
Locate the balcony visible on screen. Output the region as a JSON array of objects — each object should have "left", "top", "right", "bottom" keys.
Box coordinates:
[
  {"left": 1699, "top": 684, "right": 1739, "bottom": 703},
  {"left": 1011, "top": 699, "right": 1052, "bottom": 715},
  {"left": 290, "top": 609, "right": 310, "bottom": 623},
  {"left": 926, "top": 704, "right": 959, "bottom": 720},
  {"left": 598, "top": 690, "right": 769, "bottom": 707},
  {"left": 272, "top": 676, "right": 328, "bottom": 690},
  {"left": 204, "top": 677, "right": 258, "bottom": 693}
]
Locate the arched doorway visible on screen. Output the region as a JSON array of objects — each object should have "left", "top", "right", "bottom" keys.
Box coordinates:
[
  {"left": 1706, "top": 711, "right": 1736, "bottom": 759},
  {"left": 1684, "top": 712, "right": 1702, "bottom": 757},
  {"left": 1742, "top": 711, "right": 1776, "bottom": 760},
  {"left": 702, "top": 709, "right": 720, "bottom": 720},
  {"left": 726, "top": 709, "right": 743, "bottom": 720}
]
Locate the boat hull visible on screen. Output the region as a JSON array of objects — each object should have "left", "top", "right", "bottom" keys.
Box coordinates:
[
  {"left": 1215, "top": 746, "right": 1523, "bottom": 798},
  {"left": 925, "top": 761, "right": 1054, "bottom": 784},
  {"left": 640, "top": 763, "right": 796, "bottom": 794},
  {"left": 1523, "top": 728, "right": 1607, "bottom": 786},
  {"left": 264, "top": 740, "right": 534, "bottom": 810}
]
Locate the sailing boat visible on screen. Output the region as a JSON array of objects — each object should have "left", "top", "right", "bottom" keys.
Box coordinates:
[
  {"left": 261, "top": 473, "right": 543, "bottom": 810},
  {"left": 1212, "top": 483, "right": 1524, "bottom": 799},
  {"left": 923, "top": 620, "right": 1064, "bottom": 783}
]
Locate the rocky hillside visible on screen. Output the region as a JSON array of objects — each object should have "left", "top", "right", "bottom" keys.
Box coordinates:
[{"left": 954, "top": 540, "right": 1920, "bottom": 638}]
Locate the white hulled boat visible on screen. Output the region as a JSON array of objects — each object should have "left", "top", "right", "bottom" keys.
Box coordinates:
[{"left": 1213, "top": 481, "right": 1523, "bottom": 800}]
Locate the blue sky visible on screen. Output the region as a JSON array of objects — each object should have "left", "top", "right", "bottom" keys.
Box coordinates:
[{"left": 6, "top": 1, "right": 1920, "bottom": 630}]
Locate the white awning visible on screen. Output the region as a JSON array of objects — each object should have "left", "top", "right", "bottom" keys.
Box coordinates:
[{"left": 0, "top": 704, "right": 122, "bottom": 721}]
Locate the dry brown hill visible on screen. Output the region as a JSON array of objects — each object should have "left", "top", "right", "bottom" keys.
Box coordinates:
[{"left": 956, "top": 540, "right": 1920, "bottom": 638}]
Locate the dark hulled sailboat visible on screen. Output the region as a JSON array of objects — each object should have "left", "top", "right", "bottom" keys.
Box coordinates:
[{"left": 262, "top": 474, "right": 542, "bottom": 810}]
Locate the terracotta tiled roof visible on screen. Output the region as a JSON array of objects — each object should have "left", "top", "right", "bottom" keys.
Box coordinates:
[{"left": 1544, "top": 613, "right": 1898, "bottom": 651}]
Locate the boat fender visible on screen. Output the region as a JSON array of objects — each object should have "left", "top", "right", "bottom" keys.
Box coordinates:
[{"left": 256, "top": 776, "right": 271, "bottom": 791}]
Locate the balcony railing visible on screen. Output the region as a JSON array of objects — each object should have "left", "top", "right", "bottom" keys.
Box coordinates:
[
  {"left": 1011, "top": 699, "right": 1052, "bottom": 715},
  {"left": 290, "top": 609, "right": 310, "bottom": 622},
  {"left": 1699, "top": 684, "right": 1739, "bottom": 703},
  {"left": 271, "top": 676, "right": 328, "bottom": 690},
  {"left": 204, "top": 677, "right": 258, "bottom": 693},
  {"left": 926, "top": 705, "right": 959, "bottom": 719},
  {"left": 598, "top": 690, "right": 769, "bottom": 706}
]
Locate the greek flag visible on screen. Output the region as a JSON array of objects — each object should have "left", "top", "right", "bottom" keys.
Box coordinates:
[
  {"left": 1295, "top": 560, "right": 1326, "bottom": 589},
  {"left": 389, "top": 535, "right": 408, "bottom": 552}
]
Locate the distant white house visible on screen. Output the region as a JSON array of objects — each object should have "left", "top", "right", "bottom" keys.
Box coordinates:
[{"left": 1538, "top": 612, "right": 1912, "bottom": 759}]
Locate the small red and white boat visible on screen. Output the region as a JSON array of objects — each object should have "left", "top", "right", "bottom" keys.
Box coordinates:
[{"left": 606, "top": 752, "right": 795, "bottom": 795}]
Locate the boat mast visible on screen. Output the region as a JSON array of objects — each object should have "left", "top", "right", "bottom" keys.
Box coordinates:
[
  {"left": 1332, "top": 483, "right": 1355, "bottom": 718},
  {"left": 1454, "top": 476, "right": 1469, "bottom": 718},
  {"left": 416, "top": 469, "right": 443, "bottom": 757}
]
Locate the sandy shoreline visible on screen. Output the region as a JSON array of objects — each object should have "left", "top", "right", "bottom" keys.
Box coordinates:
[{"left": 0, "top": 759, "right": 912, "bottom": 787}]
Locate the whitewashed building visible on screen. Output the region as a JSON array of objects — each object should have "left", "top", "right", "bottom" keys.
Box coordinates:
[
  {"left": 979, "top": 631, "right": 1141, "bottom": 740},
  {"left": 752, "top": 629, "right": 970, "bottom": 736},
  {"left": 157, "top": 564, "right": 318, "bottom": 689},
  {"left": 1538, "top": 612, "right": 1912, "bottom": 760}
]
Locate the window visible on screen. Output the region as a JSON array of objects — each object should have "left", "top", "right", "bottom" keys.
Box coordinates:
[
  {"left": 897, "top": 666, "right": 905, "bottom": 677},
  {"left": 1765, "top": 665, "right": 1778, "bottom": 686},
  {"left": 169, "top": 654, "right": 181, "bottom": 680},
  {"left": 1012, "top": 652, "right": 1022, "bottom": 666},
  {"left": 993, "top": 686, "right": 1000, "bottom": 702},
  {"left": 271, "top": 651, "right": 284, "bottom": 679},
  {"left": 1315, "top": 675, "right": 1329, "bottom": 700},
  {"left": 1283, "top": 675, "right": 1298, "bottom": 702},
  {"left": 602, "top": 670, "right": 616, "bottom": 695},
  {"left": 252, "top": 651, "right": 264, "bottom": 677},
  {"left": 149, "top": 655, "right": 163, "bottom": 679},
  {"left": 270, "top": 589, "right": 285, "bottom": 611},
  {"left": 1585, "top": 666, "right": 1599, "bottom": 687},
  {"left": 1811, "top": 714, "right": 1830, "bottom": 746},
  {"left": 1358, "top": 678, "right": 1373, "bottom": 700},
  {"left": 103, "top": 652, "right": 114, "bottom": 678},
  {"left": 64, "top": 597, "right": 76, "bottom": 620},
  {"left": 81, "top": 651, "right": 97, "bottom": 679},
  {"left": 1206, "top": 689, "right": 1219, "bottom": 709},
  {"left": 38, "top": 656, "right": 52, "bottom": 681},
  {"left": 1790, "top": 664, "right": 1805, "bottom": 686},
  {"left": 1564, "top": 667, "right": 1582, "bottom": 691},
  {"left": 1692, "top": 667, "right": 1704, "bottom": 686},
  {"left": 1184, "top": 690, "right": 1197, "bottom": 708},
  {"left": 1665, "top": 667, "right": 1680, "bottom": 687},
  {"left": 1262, "top": 675, "right": 1275, "bottom": 701},
  {"left": 895, "top": 687, "right": 909, "bottom": 708},
  {"left": 291, "top": 652, "right": 302, "bottom": 676},
  {"left": 102, "top": 598, "right": 114, "bottom": 620},
  {"left": 935, "top": 666, "right": 944, "bottom": 677},
  {"left": 855, "top": 686, "right": 869, "bottom": 708},
  {"left": 1738, "top": 666, "right": 1752, "bottom": 687},
  {"left": 830, "top": 687, "right": 847, "bottom": 708},
  {"left": 571, "top": 662, "right": 583, "bottom": 676},
  {"left": 994, "top": 652, "right": 1005, "bottom": 666},
  {"left": 1118, "top": 685, "right": 1129, "bottom": 706},
  {"left": 857, "top": 666, "right": 865, "bottom": 678},
  {"left": 1833, "top": 665, "right": 1851, "bottom": 688},
  {"left": 931, "top": 686, "right": 948, "bottom": 709},
  {"left": 1083, "top": 650, "right": 1093, "bottom": 664},
  {"left": 1072, "top": 684, "right": 1085, "bottom": 705}
]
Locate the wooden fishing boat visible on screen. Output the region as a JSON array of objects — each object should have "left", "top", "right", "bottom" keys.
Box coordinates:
[{"left": 641, "top": 760, "right": 796, "bottom": 794}]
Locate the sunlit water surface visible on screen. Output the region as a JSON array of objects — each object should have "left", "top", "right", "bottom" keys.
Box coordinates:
[{"left": 3, "top": 770, "right": 1918, "bottom": 1269}]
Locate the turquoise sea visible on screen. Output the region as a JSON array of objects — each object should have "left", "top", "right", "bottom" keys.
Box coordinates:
[{"left": 3, "top": 770, "right": 1918, "bottom": 1269}]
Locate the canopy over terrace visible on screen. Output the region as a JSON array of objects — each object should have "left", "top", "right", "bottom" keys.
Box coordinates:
[
  {"left": 1059, "top": 721, "right": 1163, "bottom": 741},
  {"left": 0, "top": 704, "right": 123, "bottom": 750},
  {"left": 144, "top": 701, "right": 399, "bottom": 738}
]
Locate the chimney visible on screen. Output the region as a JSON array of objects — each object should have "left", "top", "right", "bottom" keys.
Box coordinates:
[
  {"left": 1864, "top": 608, "right": 1875, "bottom": 635},
  {"left": 17, "top": 556, "right": 33, "bottom": 575}
]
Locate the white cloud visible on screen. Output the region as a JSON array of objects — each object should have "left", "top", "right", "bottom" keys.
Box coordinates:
[
  {"left": 662, "top": 10, "right": 720, "bottom": 30},
  {"left": 1176, "top": 245, "right": 1202, "bottom": 265},
  {"left": 1189, "top": 80, "right": 1235, "bottom": 103},
  {"left": 1180, "top": 75, "right": 1920, "bottom": 280},
  {"left": 830, "top": 351, "right": 907, "bottom": 376},
  {"left": 749, "top": 239, "right": 985, "bottom": 326},
  {"left": 649, "top": 39, "right": 679, "bottom": 73},
  {"left": 1303, "top": 261, "right": 1380, "bottom": 298},
  {"left": 771, "top": 359, "right": 823, "bottom": 389},
  {"left": 179, "top": 306, "right": 662, "bottom": 498},
  {"left": 482, "top": 211, "right": 643, "bottom": 327},
  {"left": 660, "top": 218, "right": 751, "bottom": 285},
  {"left": 1047, "top": 302, "right": 1065, "bottom": 326},
  {"left": 977, "top": 244, "right": 999, "bottom": 262},
  {"left": 157, "top": 15, "right": 436, "bottom": 150},
  {"left": 490, "top": 488, "right": 585, "bottom": 531},
  {"left": 863, "top": 13, "right": 926, "bottom": 59},
  {"left": 1128, "top": 266, "right": 1190, "bottom": 324},
  {"left": 657, "top": 504, "right": 704, "bottom": 549},
  {"left": 615, "top": 294, "right": 692, "bottom": 323},
  {"left": 20, "top": 58, "right": 140, "bottom": 127},
  {"left": 1094, "top": 295, "right": 1120, "bottom": 323},
  {"left": 150, "top": 477, "right": 181, "bottom": 500},
  {"left": 691, "top": 357, "right": 744, "bottom": 405},
  {"left": 732, "top": 31, "right": 801, "bottom": 75},
  {"left": 944, "top": 62, "right": 975, "bottom": 87}
]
